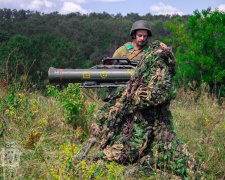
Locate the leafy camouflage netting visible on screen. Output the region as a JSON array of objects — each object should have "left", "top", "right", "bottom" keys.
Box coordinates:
[{"left": 90, "top": 41, "right": 195, "bottom": 177}]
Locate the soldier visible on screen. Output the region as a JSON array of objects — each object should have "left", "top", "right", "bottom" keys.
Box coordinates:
[
  {"left": 102, "top": 20, "right": 167, "bottom": 102},
  {"left": 92, "top": 40, "right": 197, "bottom": 177},
  {"left": 112, "top": 20, "right": 167, "bottom": 65},
  {"left": 77, "top": 21, "right": 197, "bottom": 178}
]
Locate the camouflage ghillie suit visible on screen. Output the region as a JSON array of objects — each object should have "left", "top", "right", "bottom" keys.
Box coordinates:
[{"left": 93, "top": 40, "right": 195, "bottom": 177}]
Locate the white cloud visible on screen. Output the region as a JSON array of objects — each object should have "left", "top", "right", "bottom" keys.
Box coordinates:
[
  {"left": 59, "top": 2, "right": 90, "bottom": 14},
  {"left": 63, "top": 0, "right": 126, "bottom": 2},
  {"left": 61, "top": 0, "right": 86, "bottom": 3},
  {"left": 44, "top": 0, "right": 54, "bottom": 8},
  {"left": 1, "top": 0, "right": 14, "bottom": 3},
  {"left": 21, "top": 0, "right": 43, "bottom": 10},
  {"left": 20, "top": 0, "right": 55, "bottom": 10},
  {"left": 94, "top": 0, "right": 126, "bottom": 2},
  {"left": 150, "top": 2, "right": 183, "bottom": 15},
  {"left": 217, "top": 4, "right": 225, "bottom": 12}
]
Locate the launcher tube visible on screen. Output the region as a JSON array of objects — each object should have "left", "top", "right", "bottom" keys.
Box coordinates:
[{"left": 48, "top": 67, "right": 134, "bottom": 83}]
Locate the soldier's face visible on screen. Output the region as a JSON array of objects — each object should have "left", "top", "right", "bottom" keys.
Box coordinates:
[{"left": 135, "top": 30, "right": 148, "bottom": 46}]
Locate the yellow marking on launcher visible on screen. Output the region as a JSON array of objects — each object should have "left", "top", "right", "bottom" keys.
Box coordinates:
[
  {"left": 100, "top": 71, "right": 108, "bottom": 78},
  {"left": 83, "top": 71, "right": 91, "bottom": 78},
  {"left": 127, "top": 69, "right": 133, "bottom": 74}
]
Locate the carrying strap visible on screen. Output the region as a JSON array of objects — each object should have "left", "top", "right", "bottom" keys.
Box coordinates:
[
  {"left": 125, "top": 42, "right": 149, "bottom": 60},
  {"left": 127, "top": 46, "right": 147, "bottom": 60}
]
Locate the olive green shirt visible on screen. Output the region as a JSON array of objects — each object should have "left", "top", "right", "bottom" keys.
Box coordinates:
[{"left": 112, "top": 42, "right": 150, "bottom": 63}]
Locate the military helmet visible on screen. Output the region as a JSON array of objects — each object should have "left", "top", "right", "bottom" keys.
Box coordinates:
[{"left": 130, "top": 20, "right": 152, "bottom": 37}]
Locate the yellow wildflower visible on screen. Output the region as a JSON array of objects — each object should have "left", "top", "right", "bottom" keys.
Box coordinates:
[
  {"left": 18, "top": 93, "right": 25, "bottom": 102},
  {"left": 37, "top": 119, "right": 47, "bottom": 127}
]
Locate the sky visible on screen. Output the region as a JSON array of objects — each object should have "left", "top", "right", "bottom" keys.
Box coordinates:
[{"left": 0, "top": 0, "right": 225, "bottom": 16}]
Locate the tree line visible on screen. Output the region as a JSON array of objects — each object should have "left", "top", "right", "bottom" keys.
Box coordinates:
[
  {"left": 0, "top": 8, "right": 224, "bottom": 98},
  {"left": 0, "top": 8, "right": 188, "bottom": 86}
]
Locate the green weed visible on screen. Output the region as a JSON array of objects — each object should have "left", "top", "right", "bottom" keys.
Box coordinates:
[
  {"left": 171, "top": 82, "right": 225, "bottom": 179},
  {"left": 0, "top": 82, "right": 224, "bottom": 179},
  {"left": 47, "top": 83, "right": 96, "bottom": 132}
]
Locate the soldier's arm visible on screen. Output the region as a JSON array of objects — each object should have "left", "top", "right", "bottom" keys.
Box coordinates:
[{"left": 112, "top": 46, "right": 127, "bottom": 58}]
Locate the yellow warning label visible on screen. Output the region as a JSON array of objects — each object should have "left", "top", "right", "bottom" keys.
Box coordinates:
[
  {"left": 127, "top": 69, "right": 134, "bottom": 74},
  {"left": 100, "top": 71, "right": 108, "bottom": 78},
  {"left": 83, "top": 71, "right": 91, "bottom": 78}
]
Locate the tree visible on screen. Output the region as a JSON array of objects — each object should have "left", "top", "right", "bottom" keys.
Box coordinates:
[
  {"left": 167, "top": 8, "right": 225, "bottom": 97},
  {"left": 0, "top": 35, "right": 32, "bottom": 85}
]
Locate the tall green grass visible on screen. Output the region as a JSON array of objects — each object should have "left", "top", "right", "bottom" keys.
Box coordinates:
[
  {"left": 171, "top": 83, "right": 225, "bottom": 179},
  {"left": 0, "top": 82, "right": 224, "bottom": 179}
]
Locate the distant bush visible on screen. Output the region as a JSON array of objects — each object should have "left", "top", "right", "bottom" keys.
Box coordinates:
[{"left": 166, "top": 8, "right": 225, "bottom": 98}]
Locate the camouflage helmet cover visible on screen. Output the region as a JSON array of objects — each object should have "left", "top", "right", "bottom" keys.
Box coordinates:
[{"left": 130, "top": 20, "right": 152, "bottom": 37}]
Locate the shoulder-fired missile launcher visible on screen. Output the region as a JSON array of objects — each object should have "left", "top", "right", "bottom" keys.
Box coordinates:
[{"left": 48, "top": 58, "right": 136, "bottom": 88}]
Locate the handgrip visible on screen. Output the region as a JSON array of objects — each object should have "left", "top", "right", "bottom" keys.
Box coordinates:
[{"left": 103, "top": 58, "right": 131, "bottom": 65}]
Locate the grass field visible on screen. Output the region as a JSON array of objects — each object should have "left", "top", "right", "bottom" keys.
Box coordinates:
[{"left": 0, "top": 83, "right": 224, "bottom": 179}]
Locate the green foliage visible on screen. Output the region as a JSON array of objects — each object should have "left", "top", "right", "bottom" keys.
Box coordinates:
[
  {"left": 171, "top": 83, "right": 225, "bottom": 179},
  {"left": 47, "top": 83, "right": 95, "bottom": 131},
  {"left": 166, "top": 8, "right": 225, "bottom": 96},
  {"left": 43, "top": 141, "right": 125, "bottom": 179},
  {"left": 0, "top": 8, "right": 190, "bottom": 89},
  {"left": 0, "top": 82, "right": 224, "bottom": 179},
  {"left": 0, "top": 84, "right": 37, "bottom": 121},
  {"left": 0, "top": 35, "right": 33, "bottom": 84},
  {"left": 0, "top": 34, "right": 90, "bottom": 89},
  {"left": 1, "top": 7, "right": 225, "bottom": 179}
]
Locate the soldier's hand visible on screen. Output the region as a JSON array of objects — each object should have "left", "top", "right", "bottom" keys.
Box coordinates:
[
  {"left": 160, "top": 42, "right": 167, "bottom": 49},
  {"left": 102, "top": 56, "right": 107, "bottom": 62}
]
